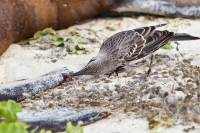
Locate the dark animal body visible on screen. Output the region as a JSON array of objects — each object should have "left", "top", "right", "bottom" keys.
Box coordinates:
[
  {"left": 73, "top": 24, "right": 200, "bottom": 76},
  {"left": 1, "top": 0, "right": 200, "bottom": 55}
]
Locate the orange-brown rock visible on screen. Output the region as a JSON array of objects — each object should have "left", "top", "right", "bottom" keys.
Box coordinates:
[{"left": 0, "top": 0, "right": 113, "bottom": 55}]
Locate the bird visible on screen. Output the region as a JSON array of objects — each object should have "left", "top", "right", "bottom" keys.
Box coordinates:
[{"left": 73, "top": 23, "right": 200, "bottom": 77}]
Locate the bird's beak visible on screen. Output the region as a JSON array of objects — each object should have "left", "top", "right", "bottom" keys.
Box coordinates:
[{"left": 72, "top": 71, "right": 81, "bottom": 76}]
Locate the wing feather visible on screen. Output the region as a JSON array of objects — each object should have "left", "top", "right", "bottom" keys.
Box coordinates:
[
  {"left": 99, "top": 24, "right": 171, "bottom": 61},
  {"left": 136, "top": 31, "right": 174, "bottom": 59}
]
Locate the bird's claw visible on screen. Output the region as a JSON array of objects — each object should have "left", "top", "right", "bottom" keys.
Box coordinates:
[{"left": 107, "top": 66, "right": 124, "bottom": 78}]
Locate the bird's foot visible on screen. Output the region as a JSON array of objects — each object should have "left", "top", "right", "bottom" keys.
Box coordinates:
[
  {"left": 107, "top": 71, "right": 115, "bottom": 78},
  {"left": 107, "top": 66, "right": 124, "bottom": 78}
]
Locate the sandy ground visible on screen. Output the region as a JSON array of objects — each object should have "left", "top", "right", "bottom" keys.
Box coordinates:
[{"left": 1, "top": 16, "right": 200, "bottom": 133}]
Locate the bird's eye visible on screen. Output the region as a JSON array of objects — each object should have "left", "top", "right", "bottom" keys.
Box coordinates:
[
  {"left": 89, "top": 58, "right": 96, "bottom": 63},
  {"left": 87, "top": 57, "right": 96, "bottom": 65}
]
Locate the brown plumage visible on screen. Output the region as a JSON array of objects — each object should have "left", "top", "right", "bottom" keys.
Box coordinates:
[{"left": 73, "top": 24, "right": 200, "bottom": 76}]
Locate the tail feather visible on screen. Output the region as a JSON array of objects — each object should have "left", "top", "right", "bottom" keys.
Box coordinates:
[
  {"left": 171, "top": 33, "right": 200, "bottom": 41},
  {"left": 155, "top": 23, "right": 167, "bottom": 28}
]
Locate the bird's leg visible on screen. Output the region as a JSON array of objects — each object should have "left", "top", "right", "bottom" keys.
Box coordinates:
[
  {"left": 107, "top": 70, "right": 117, "bottom": 78},
  {"left": 174, "top": 41, "right": 184, "bottom": 57},
  {"left": 114, "top": 66, "right": 124, "bottom": 76},
  {"left": 107, "top": 71, "right": 115, "bottom": 78},
  {"left": 107, "top": 66, "right": 124, "bottom": 78},
  {"left": 146, "top": 54, "right": 154, "bottom": 77}
]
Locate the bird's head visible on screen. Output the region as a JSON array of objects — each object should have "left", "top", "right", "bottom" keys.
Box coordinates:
[{"left": 73, "top": 56, "right": 111, "bottom": 76}]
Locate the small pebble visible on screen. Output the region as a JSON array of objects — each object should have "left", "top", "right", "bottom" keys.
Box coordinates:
[
  {"left": 114, "top": 84, "right": 121, "bottom": 88},
  {"left": 103, "top": 84, "right": 110, "bottom": 90},
  {"left": 104, "top": 79, "right": 111, "bottom": 83},
  {"left": 51, "top": 58, "right": 58, "bottom": 62},
  {"left": 166, "top": 94, "right": 176, "bottom": 104}
]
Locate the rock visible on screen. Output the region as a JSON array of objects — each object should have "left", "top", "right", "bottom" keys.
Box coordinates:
[{"left": 0, "top": 0, "right": 113, "bottom": 55}]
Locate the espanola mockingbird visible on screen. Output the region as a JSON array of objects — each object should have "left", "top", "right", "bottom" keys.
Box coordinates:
[{"left": 73, "top": 24, "right": 200, "bottom": 77}]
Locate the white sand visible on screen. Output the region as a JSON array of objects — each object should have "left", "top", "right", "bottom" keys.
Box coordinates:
[{"left": 1, "top": 17, "right": 200, "bottom": 133}]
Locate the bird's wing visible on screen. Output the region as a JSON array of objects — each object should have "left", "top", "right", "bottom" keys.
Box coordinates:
[
  {"left": 99, "top": 24, "right": 170, "bottom": 61},
  {"left": 99, "top": 30, "right": 145, "bottom": 59},
  {"left": 125, "top": 24, "right": 175, "bottom": 61},
  {"left": 135, "top": 30, "right": 174, "bottom": 60},
  {"left": 124, "top": 25, "right": 158, "bottom": 60}
]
